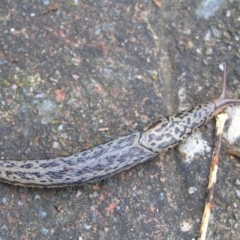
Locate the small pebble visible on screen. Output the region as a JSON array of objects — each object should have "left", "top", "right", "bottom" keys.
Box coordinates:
[
  {"left": 35, "top": 93, "right": 46, "bottom": 98},
  {"left": 236, "top": 190, "right": 240, "bottom": 198},
  {"left": 42, "top": 0, "right": 50, "bottom": 5},
  {"left": 211, "top": 26, "right": 221, "bottom": 38},
  {"left": 234, "top": 223, "right": 239, "bottom": 229},
  {"left": 204, "top": 30, "right": 211, "bottom": 41},
  {"left": 219, "top": 63, "right": 225, "bottom": 71},
  {"left": 12, "top": 84, "right": 18, "bottom": 90},
  {"left": 83, "top": 223, "right": 91, "bottom": 230},
  {"left": 236, "top": 179, "right": 240, "bottom": 186},
  {"left": 38, "top": 209, "right": 47, "bottom": 218},
  {"left": 2, "top": 197, "right": 7, "bottom": 205},
  {"left": 52, "top": 141, "right": 60, "bottom": 149},
  {"left": 206, "top": 48, "right": 213, "bottom": 55},
  {"left": 72, "top": 0, "right": 79, "bottom": 5},
  {"left": 181, "top": 221, "right": 192, "bottom": 232},
  {"left": 42, "top": 228, "right": 49, "bottom": 235},
  {"left": 34, "top": 194, "right": 41, "bottom": 201},
  {"left": 159, "top": 192, "right": 164, "bottom": 200},
  {"left": 226, "top": 10, "right": 231, "bottom": 17},
  {"left": 188, "top": 187, "right": 197, "bottom": 195},
  {"left": 57, "top": 124, "right": 64, "bottom": 131}
]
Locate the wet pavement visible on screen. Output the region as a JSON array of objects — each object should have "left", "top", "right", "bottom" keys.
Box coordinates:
[{"left": 0, "top": 0, "right": 240, "bottom": 239}]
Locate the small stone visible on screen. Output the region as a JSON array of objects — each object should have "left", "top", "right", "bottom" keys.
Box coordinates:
[
  {"left": 42, "top": 0, "right": 50, "bottom": 5},
  {"left": 72, "top": 0, "right": 79, "bottom": 5},
  {"left": 182, "top": 29, "right": 191, "bottom": 35},
  {"left": 219, "top": 63, "right": 225, "bottom": 71},
  {"left": 236, "top": 179, "right": 240, "bottom": 186},
  {"left": 204, "top": 30, "right": 211, "bottom": 41},
  {"left": 34, "top": 195, "right": 41, "bottom": 201},
  {"left": 57, "top": 124, "right": 63, "bottom": 131},
  {"left": 12, "top": 84, "right": 18, "bottom": 90},
  {"left": 228, "top": 218, "right": 235, "bottom": 227},
  {"left": 136, "top": 190, "right": 143, "bottom": 195},
  {"left": 42, "top": 228, "right": 49, "bottom": 235},
  {"left": 52, "top": 141, "right": 60, "bottom": 149},
  {"left": 181, "top": 221, "right": 192, "bottom": 232},
  {"left": 2, "top": 197, "right": 7, "bottom": 205},
  {"left": 196, "top": 218, "right": 201, "bottom": 224},
  {"left": 236, "top": 190, "right": 240, "bottom": 198},
  {"left": 159, "top": 192, "right": 164, "bottom": 200},
  {"left": 196, "top": 48, "right": 202, "bottom": 54},
  {"left": 206, "top": 48, "right": 213, "bottom": 55},
  {"left": 38, "top": 209, "right": 47, "bottom": 218},
  {"left": 226, "top": 10, "right": 231, "bottom": 17},
  {"left": 234, "top": 223, "right": 239, "bottom": 229},
  {"left": 188, "top": 187, "right": 197, "bottom": 195},
  {"left": 95, "top": 29, "right": 101, "bottom": 35},
  {"left": 35, "top": 93, "right": 46, "bottom": 98},
  {"left": 83, "top": 223, "right": 91, "bottom": 230},
  {"left": 211, "top": 26, "right": 221, "bottom": 38}
]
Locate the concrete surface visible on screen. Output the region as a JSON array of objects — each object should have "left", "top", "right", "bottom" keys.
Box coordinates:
[{"left": 0, "top": 0, "right": 240, "bottom": 239}]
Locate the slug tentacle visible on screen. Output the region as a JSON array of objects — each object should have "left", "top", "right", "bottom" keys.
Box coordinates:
[
  {"left": 211, "top": 64, "right": 240, "bottom": 115},
  {"left": 0, "top": 64, "right": 239, "bottom": 188}
]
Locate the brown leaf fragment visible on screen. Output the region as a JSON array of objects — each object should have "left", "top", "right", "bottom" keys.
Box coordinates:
[
  {"left": 152, "top": 0, "right": 162, "bottom": 8},
  {"left": 55, "top": 87, "right": 66, "bottom": 102},
  {"left": 34, "top": 136, "right": 41, "bottom": 144}
]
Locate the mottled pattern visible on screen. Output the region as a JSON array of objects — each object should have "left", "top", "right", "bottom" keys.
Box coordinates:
[
  {"left": 139, "top": 103, "right": 215, "bottom": 152},
  {"left": 0, "top": 102, "right": 216, "bottom": 188},
  {"left": 0, "top": 132, "right": 156, "bottom": 187}
]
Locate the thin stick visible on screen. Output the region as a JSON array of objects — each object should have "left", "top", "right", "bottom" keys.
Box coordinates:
[{"left": 198, "top": 112, "right": 229, "bottom": 240}]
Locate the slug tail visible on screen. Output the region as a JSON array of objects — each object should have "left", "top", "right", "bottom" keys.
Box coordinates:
[{"left": 211, "top": 63, "right": 240, "bottom": 115}]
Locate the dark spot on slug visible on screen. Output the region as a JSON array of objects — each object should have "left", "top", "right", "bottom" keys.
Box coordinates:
[
  {"left": 157, "top": 137, "right": 177, "bottom": 150},
  {"left": 155, "top": 123, "right": 168, "bottom": 132},
  {"left": 46, "top": 171, "right": 67, "bottom": 179},
  {"left": 14, "top": 172, "right": 30, "bottom": 180},
  {"left": 165, "top": 133, "right": 172, "bottom": 138},
  {"left": 6, "top": 171, "right": 13, "bottom": 176},
  {"left": 148, "top": 133, "right": 155, "bottom": 141},
  {"left": 20, "top": 163, "right": 33, "bottom": 169},
  {"left": 193, "top": 111, "right": 198, "bottom": 118},
  {"left": 5, "top": 163, "right": 15, "bottom": 168},
  {"left": 175, "top": 127, "right": 180, "bottom": 134},
  {"left": 40, "top": 162, "right": 60, "bottom": 168},
  {"left": 30, "top": 172, "right": 42, "bottom": 178}
]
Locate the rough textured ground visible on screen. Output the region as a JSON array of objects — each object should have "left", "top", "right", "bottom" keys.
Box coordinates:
[{"left": 0, "top": 0, "right": 240, "bottom": 239}]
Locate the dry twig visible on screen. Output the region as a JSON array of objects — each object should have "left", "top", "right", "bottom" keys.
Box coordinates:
[{"left": 198, "top": 112, "right": 228, "bottom": 240}]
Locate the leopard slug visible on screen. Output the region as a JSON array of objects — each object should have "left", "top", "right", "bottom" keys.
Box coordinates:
[{"left": 1, "top": 64, "right": 240, "bottom": 188}]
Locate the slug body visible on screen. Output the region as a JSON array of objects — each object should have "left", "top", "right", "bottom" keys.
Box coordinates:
[{"left": 1, "top": 65, "right": 240, "bottom": 188}]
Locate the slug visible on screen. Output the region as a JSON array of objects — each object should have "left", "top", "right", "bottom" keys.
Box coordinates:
[{"left": 0, "top": 64, "right": 240, "bottom": 188}]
